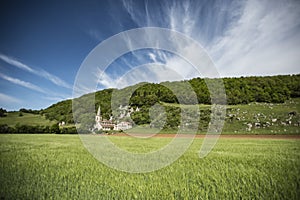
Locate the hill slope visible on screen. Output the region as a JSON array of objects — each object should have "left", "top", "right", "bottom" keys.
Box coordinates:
[
  {"left": 1, "top": 74, "right": 299, "bottom": 134},
  {"left": 0, "top": 112, "right": 55, "bottom": 127},
  {"left": 40, "top": 74, "right": 300, "bottom": 134},
  {"left": 42, "top": 74, "right": 300, "bottom": 124}
]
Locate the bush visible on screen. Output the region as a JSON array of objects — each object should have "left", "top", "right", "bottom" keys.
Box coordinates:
[
  {"left": 0, "top": 108, "right": 7, "bottom": 117},
  {"left": 50, "top": 124, "right": 60, "bottom": 134},
  {"left": 60, "top": 127, "right": 78, "bottom": 134}
]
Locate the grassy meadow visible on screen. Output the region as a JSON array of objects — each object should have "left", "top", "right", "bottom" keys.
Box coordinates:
[
  {"left": 0, "top": 134, "right": 299, "bottom": 199},
  {"left": 222, "top": 98, "right": 300, "bottom": 134},
  {"left": 0, "top": 112, "right": 55, "bottom": 127},
  {"left": 164, "top": 98, "right": 300, "bottom": 134}
]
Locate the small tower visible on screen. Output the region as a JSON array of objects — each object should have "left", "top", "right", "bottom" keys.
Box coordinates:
[
  {"left": 95, "top": 106, "right": 102, "bottom": 122},
  {"left": 94, "top": 106, "right": 103, "bottom": 131}
]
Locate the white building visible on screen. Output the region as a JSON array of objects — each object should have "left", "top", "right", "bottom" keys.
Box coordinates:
[
  {"left": 94, "top": 106, "right": 132, "bottom": 131},
  {"left": 115, "top": 121, "right": 132, "bottom": 130}
]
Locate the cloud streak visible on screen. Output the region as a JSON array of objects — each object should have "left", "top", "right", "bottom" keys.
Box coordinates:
[
  {"left": 93, "top": 0, "right": 300, "bottom": 90},
  {"left": 101, "top": 0, "right": 221, "bottom": 85},
  {"left": 123, "top": 0, "right": 300, "bottom": 75},
  {"left": 0, "top": 73, "right": 46, "bottom": 94},
  {"left": 0, "top": 92, "right": 21, "bottom": 104},
  {"left": 0, "top": 92, "right": 22, "bottom": 110},
  {"left": 0, "top": 53, "right": 72, "bottom": 89},
  {"left": 209, "top": 0, "right": 300, "bottom": 77}
]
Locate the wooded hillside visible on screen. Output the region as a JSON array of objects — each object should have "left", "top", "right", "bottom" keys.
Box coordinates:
[{"left": 41, "top": 74, "right": 300, "bottom": 125}]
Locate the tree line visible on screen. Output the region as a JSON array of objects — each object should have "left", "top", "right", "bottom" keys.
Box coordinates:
[
  {"left": 0, "top": 123, "right": 77, "bottom": 134},
  {"left": 128, "top": 74, "right": 299, "bottom": 106}
]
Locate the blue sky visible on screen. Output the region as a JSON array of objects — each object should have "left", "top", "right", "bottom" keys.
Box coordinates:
[{"left": 0, "top": 0, "right": 300, "bottom": 111}]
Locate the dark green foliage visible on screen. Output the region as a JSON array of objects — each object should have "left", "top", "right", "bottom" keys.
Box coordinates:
[
  {"left": 0, "top": 124, "right": 52, "bottom": 134},
  {"left": 41, "top": 99, "right": 73, "bottom": 123},
  {"left": 132, "top": 75, "right": 300, "bottom": 105},
  {"left": 129, "top": 83, "right": 178, "bottom": 106},
  {"left": 222, "top": 75, "right": 295, "bottom": 104},
  {"left": 95, "top": 88, "right": 115, "bottom": 119},
  {"left": 50, "top": 124, "right": 60, "bottom": 134},
  {"left": 60, "top": 126, "right": 77, "bottom": 134},
  {"left": 130, "top": 108, "right": 151, "bottom": 125},
  {"left": 0, "top": 108, "right": 7, "bottom": 117},
  {"left": 19, "top": 108, "right": 39, "bottom": 114},
  {"left": 0, "top": 118, "right": 77, "bottom": 134},
  {"left": 0, "top": 124, "right": 15, "bottom": 133},
  {"left": 164, "top": 106, "right": 181, "bottom": 129}
]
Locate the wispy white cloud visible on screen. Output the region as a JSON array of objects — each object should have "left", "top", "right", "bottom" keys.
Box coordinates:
[
  {"left": 0, "top": 92, "right": 21, "bottom": 104},
  {"left": 207, "top": 0, "right": 300, "bottom": 76},
  {"left": 147, "top": 1, "right": 299, "bottom": 76},
  {"left": 122, "top": 0, "right": 141, "bottom": 26},
  {"left": 95, "top": 0, "right": 300, "bottom": 90},
  {"left": 117, "top": 0, "right": 229, "bottom": 81},
  {"left": 0, "top": 72, "right": 71, "bottom": 105},
  {"left": 115, "top": 63, "right": 182, "bottom": 89},
  {"left": 42, "top": 95, "right": 72, "bottom": 102},
  {"left": 95, "top": 0, "right": 205, "bottom": 87},
  {"left": 87, "top": 29, "right": 104, "bottom": 42},
  {"left": 0, "top": 92, "right": 22, "bottom": 110},
  {"left": 168, "top": 0, "right": 197, "bottom": 36},
  {"left": 0, "top": 53, "right": 72, "bottom": 89},
  {"left": 97, "top": 71, "right": 116, "bottom": 89},
  {"left": 0, "top": 73, "right": 46, "bottom": 93}
]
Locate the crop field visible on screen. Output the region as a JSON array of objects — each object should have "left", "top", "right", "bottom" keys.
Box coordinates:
[{"left": 0, "top": 134, "right": 299, "bottom": 199}]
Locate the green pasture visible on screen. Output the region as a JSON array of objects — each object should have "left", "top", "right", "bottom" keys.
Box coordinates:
[
  {"left": 0, "top": 134, "right": 299, "bottom": 199},
  {"left": 0, "top": 112, "right": 55, "bottom": 126},
  {"left": 223, "top": 98, "right": 300, "bottom": 133},
  {"left": 164, "top": 98, "right": 300, "bottom": 134}
]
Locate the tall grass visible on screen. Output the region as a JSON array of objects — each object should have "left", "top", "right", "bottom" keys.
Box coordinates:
[{"left": 0, "top": 134, "right": 299, "bottom": 199}]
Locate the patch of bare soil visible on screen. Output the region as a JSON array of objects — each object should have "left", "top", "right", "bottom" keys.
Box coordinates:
[{"left": 109, "top": 133, "right": 300, "bottom": 139}]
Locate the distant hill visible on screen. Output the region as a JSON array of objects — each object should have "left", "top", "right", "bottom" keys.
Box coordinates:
[
  {"left": 1, "top": 74, "right": 299, "bottom": 134},
  {"left": 41, "top": 74, "right": 300, "bottom": 124}
]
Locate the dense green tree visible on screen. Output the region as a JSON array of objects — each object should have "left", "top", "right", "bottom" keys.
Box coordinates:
[
  {"left": 50, "top": 124, "right": 60, "bottom": 134},
  {"left": 60, "top": 127, "right": 77, "bottom": 134},
  {"left": 0, "top": 108, "right": 7, "bottom": 117}
]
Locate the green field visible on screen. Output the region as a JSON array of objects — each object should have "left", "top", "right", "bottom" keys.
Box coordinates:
[
  {"left": 0, "top": 134, "right": 299, "bottom": 199},
  {"left": 0, "top": 112, "right": 55, "bottom": 126}
]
